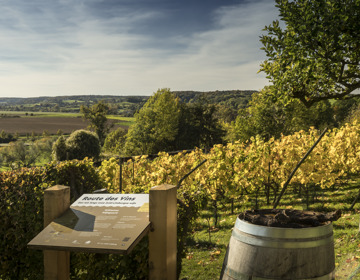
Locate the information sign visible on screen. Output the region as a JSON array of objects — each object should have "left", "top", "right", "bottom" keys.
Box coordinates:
[{"left": 28, "top": 194, "right": 150, "bottom": 254}]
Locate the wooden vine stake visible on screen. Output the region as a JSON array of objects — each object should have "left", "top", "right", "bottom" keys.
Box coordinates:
[{"left": 273, "top": 128, "right": 328, "bottom": 209}]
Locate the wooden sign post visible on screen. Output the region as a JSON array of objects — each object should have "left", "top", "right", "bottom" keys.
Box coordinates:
[
  {"left": 149, "top": 184, "right": 177, "bottom": 280},
  {"left": 43, "top": 185, "right": 70, "bottom": 280}
]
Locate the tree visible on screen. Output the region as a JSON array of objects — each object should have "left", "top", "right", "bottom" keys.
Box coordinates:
[
  {"left": 52, "top": 136, "right": 67, "bottom": 161},
  {"left": 0, "top": 131, "right": 14, "bottom": 143},
  {"left": 177, "top": 101, "right": 225, "bottom": 150},
  {"left": 260, "top": 0, "right": 360, "bottom": 107},
  {"left": 42, "top": 130, "right": 50, "bottom": 137},
  {"left": 0, "top": 130, "right": 6, "bottom": 139},
  {"left": 52, "top": 130, "right": 100, "bottom": 161},
  {"left": 0, "top": 139, "right": 53, "bottom": 169},
  {"left": 342, "top": 100, "right": 360, "bottom": 124},
  {"left": 214, "top": 104, "right": 238, "bottom": 123},
  {"left": 81, "top": 101, "right": 112, "bottom": 145},
  {"left": 103, "top": 127, "right": 127, "bottom": 155},
  {"left": 332, "top": 98, "right": 360, "bottom": 125},
  {"left": 124, "top": 88, "right": 181, "bottom": 155},
  {"left": 30, "top": 131, "right": 37, "bottom": 141},
  {"left": 124, "top": 89, "right": 226, "bottom": 156},
  {"left": 230, "top": 88, "right": 335, "bottom": 142},
  {"left": 0, "top": 141, "right": 36, "bottom": 169}
]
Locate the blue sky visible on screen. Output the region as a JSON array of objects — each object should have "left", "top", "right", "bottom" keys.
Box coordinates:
[{"left": 0, "top": 0, "right": 279, "bottom": 97}]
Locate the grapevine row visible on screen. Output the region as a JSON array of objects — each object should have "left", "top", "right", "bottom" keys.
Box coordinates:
[{"left": 100, "top": 120, "right": 360, "bottom": 208}]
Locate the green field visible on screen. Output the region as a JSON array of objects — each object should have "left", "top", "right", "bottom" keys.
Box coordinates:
[
  {"left": 0, "top": 111, "right": 81, "bottom": 117},
  {"left": 108, "top": 115, "right": 135, "bottom": 126}
]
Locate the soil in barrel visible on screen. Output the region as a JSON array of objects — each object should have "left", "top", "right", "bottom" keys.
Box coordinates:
[{"left": 239, "top": 209, "right": 342, "bottom": 228}]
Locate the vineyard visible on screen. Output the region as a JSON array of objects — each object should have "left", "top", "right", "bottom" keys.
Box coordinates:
[
  {"left": 100, "top": 121, "right": 360, "bottom": 209},
  {"left": 1, "top": 121, "right": 360, "bottom": 279},
  {"left": 98, "top": 120, "right": 360, "bottom": 279}
]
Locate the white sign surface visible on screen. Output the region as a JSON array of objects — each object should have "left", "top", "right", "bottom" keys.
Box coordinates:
[
  {"left": 72, "top": 193, "right": 149, "bottom": 207},
  {"left": 28, "top": 193, "right": 150, "bottom": 254}
]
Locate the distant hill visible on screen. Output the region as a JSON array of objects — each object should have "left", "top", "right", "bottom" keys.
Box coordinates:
[
  {"left": 0, "top": 95, "right": 149, "bottom": 117},
  {"left": 174, "top": 90, "right": 256, "bottom": 110},
  {"left": 0, "top": 95, "right": 147, "bottom": 105},
  {"left": 0, "top": 90, "right": 256, "bottom": 117}
]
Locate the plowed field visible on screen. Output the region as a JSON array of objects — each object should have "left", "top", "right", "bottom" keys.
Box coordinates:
[{"left": 0, "top": 117, "right": 122, "bottom": 135}]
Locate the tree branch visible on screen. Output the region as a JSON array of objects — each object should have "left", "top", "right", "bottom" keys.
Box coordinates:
[{"left": 273, "top": 127, "right": 328, "bottom": 209}]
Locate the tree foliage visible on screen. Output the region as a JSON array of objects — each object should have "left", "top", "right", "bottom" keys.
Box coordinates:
[
  {"left": 124, "top": 89, "right": 225, "bottom": 156},
  {"left": 52, "top": 130, "right": 100, "bottom": 161},
  {"left": 260, "top": 0, "right": 360, "bottom": 107},
  {"left": 124, "top": 89, "right": 181, "bottom": 155},
  {"left": 230, "top": 88, "right": 335, "bottom": 142},
  {"left": 81, "top": 101, "right": 112, "bottom": 145},
  {"left": 332, "top": 98, "right": 360, "bottom": 125},
  {"left": 103, "top": 127, "right": 127, "bottom": 155},
  {"left": 0, "top": 138, "right": 53, "bottom": 169},
  {"left": 0, "top": 130, "right": 15, "bottom": 143},
  {"left": 177, "top": 101, "right": 225, "bottom": 150}
]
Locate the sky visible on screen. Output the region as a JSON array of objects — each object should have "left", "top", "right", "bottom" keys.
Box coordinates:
[{"left": 0, "top": 0, "right": 279, "bottom": 98}]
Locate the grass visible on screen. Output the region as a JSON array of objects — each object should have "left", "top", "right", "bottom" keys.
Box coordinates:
[
  {"left": 27, "top": 112, "right": 81, "bottom": 118},
  {"left": 179, "top": 181, "right": 360, "bottom": 280},
  {"left": 0, "top": 111, "right": 135, "bottom": 121},
  {"left": 180, "top": 210, "right": 237, "bottom": 280},
  {"left": 0, "top": 111, "right": 81, "bottom": 118},
  {"left": 108, "top": 115, "right": 135, "bottom": 127},
  {"left": 0, "top": 111, "right": 24, "bottom": 115}
]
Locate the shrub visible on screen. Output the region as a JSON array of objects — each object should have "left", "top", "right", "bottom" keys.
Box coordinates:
[
  {"left": 103, "top": 127, "right": 127, "bottom": 155},
  {"left": 0, "top": 168, "right": 45, "bottom": 279},
  {"left": 52, "top": 135, "right": 67, "bottom": 161},
  {"left": 52, "top": 130, "right": 100, "bottom": 161},
  {"left": 44, "top": 158, "right": 105, "bottom": 200}
]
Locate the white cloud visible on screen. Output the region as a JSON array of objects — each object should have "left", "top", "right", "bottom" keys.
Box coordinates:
[
  {"left": 0, "top": 0, "right": 278, "bottom": 97},
  {"left": 130, "top": 0, "right": 278, "bottom": 92}
]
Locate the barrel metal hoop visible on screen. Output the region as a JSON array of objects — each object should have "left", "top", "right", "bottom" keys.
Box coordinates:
[
  {"left": 235, "top": 218, "right": 333, "bottom": 239},
  {"left": 223, "top": 266, "right": 335, "bottom": 280},
  {"left": 231, "top": 227, "right": 334, "bottom": 249}
]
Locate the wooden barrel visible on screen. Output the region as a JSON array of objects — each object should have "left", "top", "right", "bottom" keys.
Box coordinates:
[{"left": 220, "top": 217, "right": 335, "bottom": 279}]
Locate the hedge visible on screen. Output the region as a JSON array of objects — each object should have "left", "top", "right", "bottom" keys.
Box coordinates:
[{"left": 0, "top": 159, "right": 109, "bottom": 279}]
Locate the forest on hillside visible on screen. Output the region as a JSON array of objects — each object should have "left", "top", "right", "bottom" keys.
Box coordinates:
[{"left": 0, "top": 90, "right": 255, "bottom": 117}]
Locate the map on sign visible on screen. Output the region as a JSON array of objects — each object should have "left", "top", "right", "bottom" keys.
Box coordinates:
[{"left": 28, "top": 194, "right": 150, "bottom": 254}]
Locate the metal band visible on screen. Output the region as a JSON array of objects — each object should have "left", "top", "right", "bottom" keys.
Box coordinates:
[
  {"left": 235, "top": 218, "right": 333, "bottom": 239},
  {"left": 222, "top": 266, "right": 335, "bottom": 280},
  {"left": 231, "top": 226, "right": 333, "bottom": 249}
]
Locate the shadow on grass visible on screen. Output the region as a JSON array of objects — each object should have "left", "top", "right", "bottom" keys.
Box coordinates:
[
  {"left": 185, "top": 237, "right": 228, "bottom": 250},
  {"left": 332, "top": 223, "right": 355, "bottom": 230}
]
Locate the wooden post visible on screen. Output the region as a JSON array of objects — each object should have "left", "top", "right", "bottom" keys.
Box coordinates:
[
  {"left": 43, "top": 185, "right": 70, "bottom": 280},
  {"left": 149, "top": 184, "right": 177, "bottom": 280}
]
